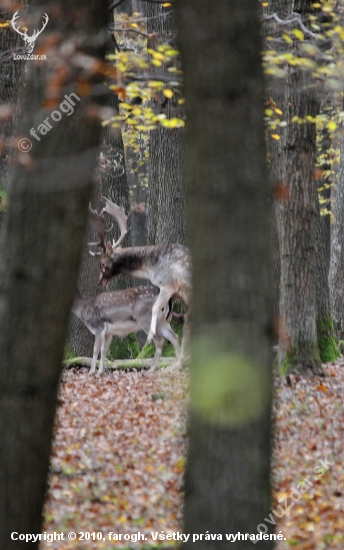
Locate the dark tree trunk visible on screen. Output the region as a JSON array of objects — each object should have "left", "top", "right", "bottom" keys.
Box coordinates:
[
  {"left": 267, "top": 0, "right": 327, "bottom": 374},
  {"left": 316, "top": 207, "right": 339, "bottom": 362},
  {"left": 0, "top": 1, "right": 27, "bottom": 190},
  {"left": 176, "top": 0, "right": 274, "bottom": 546},
  {"left": 68, "top": 14, "right": 131, "bottom": 357},
  {"left": 68, "top": 89, "right": 131, "bottom": 357},
  {"left": 0, "top": 1, "right": 109, "bottom": 546},
  {"left": 147, "top": 4, "right": 186, "bottom": 245},
  {"left": 329, "top": 137, "right": 344, "bottom": 338}
]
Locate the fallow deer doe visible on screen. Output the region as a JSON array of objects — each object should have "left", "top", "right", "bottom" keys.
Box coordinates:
[
  {"left": 88, "top": 198, "right": 191, "bottom": 370},
  {"left": 72, "top": 286, "right": 181, "bottom": 375}
]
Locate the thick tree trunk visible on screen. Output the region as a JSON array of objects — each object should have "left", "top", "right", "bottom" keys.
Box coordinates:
[
  {"left": 176, "top": 0, "right": 273, "bottom": 546},
  {"left": 274, "top": 70, "right": 323, "bottom": 374},
  {"left": 0, "top": 1, "right": 27, "bottom": 190},
  {"left": 268, "top": 0, "right": 325, "bottom": 375},
  {"left": 68, "top": 88, "right": 131, "bottom": 357},
  {"left": 329, "top": 137, "right": 344, "bottom": 338},
  {"left": 147, "top": 4, "right": 186, "bottom": 245},
  {"left": 0, "top": 1, "right": 109, "bottom": 546},
  {"left": 316, "top": 209, "right": 339, "bottom": 362}
]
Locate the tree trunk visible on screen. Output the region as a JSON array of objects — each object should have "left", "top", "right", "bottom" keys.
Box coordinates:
[
  {"left": 0, "top": 1, "right": 27, "bottom": 190},
  {"left": 267, "top": 0, "right": 325, "bottom": 375},
  {"left": 68, "top": 15, "right": 132, "bottom": 357},
  {"left": 0, "top": 1, "right": 109, "bottom": 546},
  {"left": 68, "top": 89, "right": 132, "bottom": 357},
  {"left": 316, "top": 207, "right": 339, "bottom": 362},
  {"left": 176, "top": 0, "right": 274, "bottom": 546},
  {"left": 147, "top": 4, "right": 186, "bottom": 245},
  {"left": 329, "top": 137, "right": 344, "bottom": 339}
]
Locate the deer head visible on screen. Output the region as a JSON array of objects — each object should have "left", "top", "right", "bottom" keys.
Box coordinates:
[
  {"left": 88, "top": 198, "right": 129, "bottom": 284},
  {"left": 11, "top": 11, "right": 49, "bottom": 54}
]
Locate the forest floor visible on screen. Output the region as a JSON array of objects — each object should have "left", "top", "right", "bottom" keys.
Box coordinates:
[{"left": 41, "top": 360, "right": 344, "bottom": 550}]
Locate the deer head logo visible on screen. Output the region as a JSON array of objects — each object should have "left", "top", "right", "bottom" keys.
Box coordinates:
[{"left": 11, "top": 11, "right": 49, "bottom": 54}]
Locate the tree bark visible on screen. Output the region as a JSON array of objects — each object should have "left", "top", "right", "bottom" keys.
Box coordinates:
[
  {"left": 147, "top": 4, "right": 186, "bottom": 245},
  {"left": 329, "top": 136, "right": 344, "bottom": 338},
  {"left": 68, "top": 89, "right": 132, "bottom": 357},
  {"left": 316, "top": 206, "right": 339, "bottom": 362},
  {"left": 68, "top": 15, "right": 132, "bottom": 357},
  {"left": 268, "top": 0, "right": 326, "bottom": 375},
  {"left": 176, "top": 0, "right": 273, "bottom": 546},
  {"left": 0, "top": 1, "right": 27, "bottom": 190},
  {"left": 0, "top": 1, "right": 109, "bottom": 546}
]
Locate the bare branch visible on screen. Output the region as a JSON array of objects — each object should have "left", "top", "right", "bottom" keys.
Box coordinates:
[
  {"left": 109, "top": 26, "right": 151, "bottom": 38},
  {"left": 109, "top": 0, "right": 174, "bottom": 12},
  {"left": 263, "top": 12, "right": 319, "bottom": 39}
]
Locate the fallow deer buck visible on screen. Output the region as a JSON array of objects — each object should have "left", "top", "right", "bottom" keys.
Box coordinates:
[
  {"left": 72, "top": 286, "right": 181, "bottom": 375},
  {"left": 88, "top": 198, "right": 191, "bottom": 370}
]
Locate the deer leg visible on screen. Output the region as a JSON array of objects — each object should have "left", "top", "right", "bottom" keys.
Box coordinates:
[
  {"left": 160, "top": 325, "right": 181, "bottom": 360},
  {"left": 147, "top": 287, "right": 175, "bottom": 344},
  {"left": 164, "top": 314, "right": 190, "bottom": 373},
  {"left": 98, "top": 328, "right": 112, "bottom": 375},
  {"left": 90, "top": 335, "right": 101, "bottom": 375},
  {"left": 149, "top": 335, "right": 163, "bottom": 371}
]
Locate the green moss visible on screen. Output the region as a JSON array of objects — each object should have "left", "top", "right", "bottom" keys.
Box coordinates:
[
  {"left": 317, "top": 313, "right": 340, "bottom": 363},
  {"left": 137, "top": 304, "right": 184, "bottom": 359},
  {"left": 63, "top": 341, "right": 77, "bottom": 361},
  {"left": 108, "top": 333, "right": 139, "bottom": 360},
  {"left": 137, "top": 341, "right": 155, "bottom": 359},
  {"left": 279, "top": 342, "right": 324, "bottom": 377}
]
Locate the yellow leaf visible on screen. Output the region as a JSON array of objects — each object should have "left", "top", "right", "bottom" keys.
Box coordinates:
[
  {"left": 293, "top": 29, "right": 304, "bottom": 40},
  {"left": 163, "top": 89, "right": 174, "bottom": 98},
  {"left": 262, "top": 2, "right": 269, "bottom": 5},
  {"left": 327, "top": 121, "right": 337, "bottom": 131},
  {"left": 271, "top": 134, "right": 280, "bottom": 140},
  {"left": 152, "top": 59, "right": 162, "bottom": 67},
  {"left": 178, "top": 98, "right": 185, "bottom": 104},
  {"left": 130, "top": 23, "right": 138, "bottom": 28},
  {"left": 151, "top": 52, "right": 165, "bottom": 60},
  {"left": 147, "top": 80, "right": 164, "bottom": 89},
  {"left": 165, "top": 49, "right": 179, "bottom": 57},
  {"left": 162, "top": 2, "right": 172, "bottom": 6},
  {"left": 265, "top": 108, "right": 274, "bottom": 116},
  {"left": 312, "top": 3, "right": 321, "bottom": 7},
  {"left": 282, "top": 33, "right": 293, "bottom": 43},
  {"left": 0, "top": 22, "right": 10, "bottom": 27},
  {"left": 275, "top": 108, "right": 283, "bottom": 115}
]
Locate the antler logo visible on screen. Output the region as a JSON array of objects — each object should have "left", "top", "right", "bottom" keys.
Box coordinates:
[{"left": 11, "top": 11, "right": 49, "bottom": 54}]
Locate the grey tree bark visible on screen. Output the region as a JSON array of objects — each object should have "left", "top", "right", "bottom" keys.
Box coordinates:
[
  {"left": 0, "top": 1, "right": 27, "bottom": 190},
  {"left": 147, "top": 4, "right": 186, "bottom": 245},
  {"left": 329, "top": 136, "right": 344, "bottom": 338},
  {"left": 0, "top": 1, "right": 109, "bottom": 546},
  {"left": 268, "top": 0, "right": 329, "bottom": 374},
  {"left": 68, "top": 89, "right": 131, "bottom": 357},
  {"left": 68, "top": 11, "right": 132, "bottom": 357},
  {"left": 176, "top": 0, "right": 274, "bottom": 546}
]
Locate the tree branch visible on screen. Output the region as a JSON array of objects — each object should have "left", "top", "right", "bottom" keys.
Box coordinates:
[
  {"left": 109, "top": 26, "right": 151, "bottom": 38},
  {"left": 108, "top": 0, "right": 174, "bottom": 12},
  {"left": 263, "top": 12, "right": 319, "bottom": 39}
]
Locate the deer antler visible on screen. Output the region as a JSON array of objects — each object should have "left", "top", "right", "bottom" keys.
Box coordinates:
[
  {"left": 88, "top": 203, "right": 113, "bottom": 255},
  {"left": 11, "top": 11, "right": 27, "bottom": 39},
  {"left": 31, "top": 13, "right": 49, "bottom": 40},
  {"left": 102, "top": 197, "right": 129, "bottom": 250}
]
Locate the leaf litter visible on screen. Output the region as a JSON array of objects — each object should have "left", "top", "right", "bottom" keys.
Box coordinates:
[
  {"left": 42, "top": 368, "right": 188, "bottom": 549},
  {"left": 42, "top": 361, "right": 344, "bottom": 549}
]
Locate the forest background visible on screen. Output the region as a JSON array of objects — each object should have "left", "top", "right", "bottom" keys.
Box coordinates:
[{"left": 0, "top": 0, "right": 344, "bottom": 549}]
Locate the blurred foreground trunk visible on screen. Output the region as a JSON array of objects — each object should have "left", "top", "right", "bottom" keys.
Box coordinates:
[{"left": 0, "top": 1, "right": 109, "bottom": 546}]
